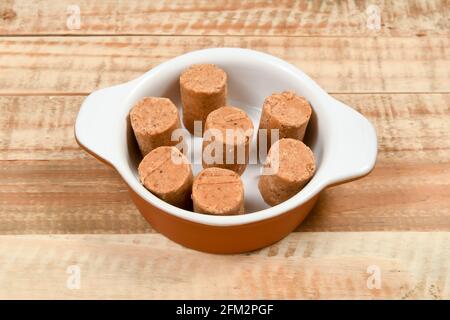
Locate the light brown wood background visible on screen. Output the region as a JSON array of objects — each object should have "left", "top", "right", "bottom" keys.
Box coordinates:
[{"left": 0, "top": 0, "right": 449, "bottom": 299}]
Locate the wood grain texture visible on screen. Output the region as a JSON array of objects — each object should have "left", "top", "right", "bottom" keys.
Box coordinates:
[
  {"left": 0, "top": 0, "right": 448, "bottom": 36},
  {"left": 0, "top": 0, "right": 448, "bottom": 300},
  {"left": 0, "top": 36, "right": 449, "bottom": 94},
  {"left": 0, "top": 160, "right": 151, "bottom": 234},
  {"left": 0, "top": 232, "right": 448, "bottom": 299},
  {"left": 0, "top": 94, "right": 448, "bottom": 234}
]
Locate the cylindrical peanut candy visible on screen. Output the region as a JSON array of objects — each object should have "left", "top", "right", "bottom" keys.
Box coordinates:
[
  {"left": 202, "top": 106, "right": 253, "bottom": 175},
  {"left": 138, "top": 146, "right": 193, "bottom": 209},
  {"left": 258, "top": 91, "right": 312, "bottom": 154},
  {"left": 180, "top": 64, "right": 227, "bottom": 135},
  {"left": 258, "top": 138, "right": 315, "bottom": 206},
  {"left": 130, "top": 97, "right": 181, "bottom": 157},
  {"left": 192, "top": 167, "right": 244, "bottom": 215}
]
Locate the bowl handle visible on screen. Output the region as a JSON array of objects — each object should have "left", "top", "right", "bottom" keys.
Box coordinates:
[
  {"left": 325, "top": 97, "right": 378, "bottom": 187},
  {"left": 74, "top": 79, "right": 139, "bottom": 167}
]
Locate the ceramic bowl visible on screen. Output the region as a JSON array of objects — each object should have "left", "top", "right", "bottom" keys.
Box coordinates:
[{"left": 75, "top": 48, "right": 377, "bottom": 254}]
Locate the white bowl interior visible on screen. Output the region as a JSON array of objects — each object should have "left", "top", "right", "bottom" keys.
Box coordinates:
[{"left": 122, "top": 50, "right": 327, "bottom": 214}]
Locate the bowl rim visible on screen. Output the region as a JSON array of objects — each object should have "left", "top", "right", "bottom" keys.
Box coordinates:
[{"left": 76, "top": 47, "right": 377, "bottom": 227}]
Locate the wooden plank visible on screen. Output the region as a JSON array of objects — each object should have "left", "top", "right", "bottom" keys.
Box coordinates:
[
  {"left": 0, "top": 94, "right": 449, "bottom": 234},
  {"left": 0, "top": 0, "right": 448, "bottom": 36},
  {"left": 0, "top": 159, "right": 151, "bottom": 234},
  {"left": 0, "top": 232, "right": 447, "bottom": 299},
  {"left": 337, "top": 93, "right": 450, "bottom": 165},
  {"left": 0, "top": 36, "right": 449, "bottom": 94},
  {"left": 0, "top": 96, "right": 84, "bottom": 161}
]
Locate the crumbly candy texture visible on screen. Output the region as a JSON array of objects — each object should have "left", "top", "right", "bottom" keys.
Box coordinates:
[
  {"left": 138, "top": 146, "right": 193, "bottom": 209},
  {"left": 258, "top": 91, "right": 312, "bottom": 154},
  {"left": 192, "top": 167, "right": 244, "bottom": 215},
  {"left": 180, "top": 64, "right": 227, "bottom": 134},
  {"left": 259, "top": 138, "right": 316, "bottom": 206},
  {"left": 202, "top": 106, "right": 253, "bottom": 175},
  {"left": 130, "top": 97, "right": 180, "bottom": 156},
  {"left": 180, "top": 64, "right": 227, "bottom": 94}
]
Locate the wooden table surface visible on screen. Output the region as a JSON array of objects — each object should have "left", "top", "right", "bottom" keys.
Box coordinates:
[{"left": 0, "top": 0, "right": 449, "bottom": 299}]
